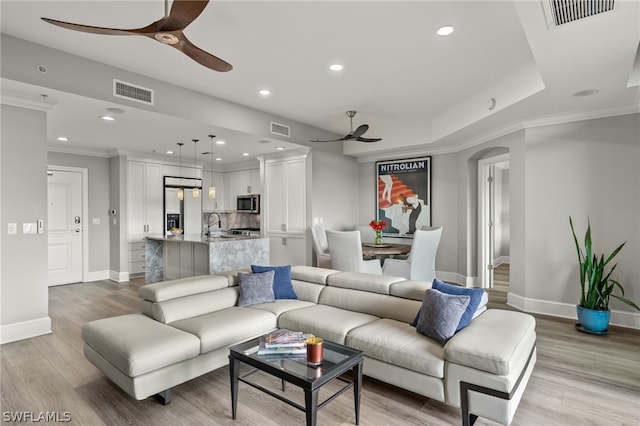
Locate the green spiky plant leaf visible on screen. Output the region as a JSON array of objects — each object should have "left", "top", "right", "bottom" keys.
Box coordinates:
[{"left": 569, "top": 217, "right": 640, "bottom": 312}]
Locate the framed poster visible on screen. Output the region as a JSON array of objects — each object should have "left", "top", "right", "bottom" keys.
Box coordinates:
[{"left": 375, "top": 156, "right": 431, "bottom": 237}]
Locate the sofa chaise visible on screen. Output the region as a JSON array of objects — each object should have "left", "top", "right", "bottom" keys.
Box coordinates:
[{"left": 81, "top": 266, "right": 536, "bottom": 425}]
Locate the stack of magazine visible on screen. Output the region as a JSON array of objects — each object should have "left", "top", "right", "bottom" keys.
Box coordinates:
[{"left": 258, "top": 329, "right": 307, "bottom": 357}]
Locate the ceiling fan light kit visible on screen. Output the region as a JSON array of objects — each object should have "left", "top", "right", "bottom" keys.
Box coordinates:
[
  {"left": 41, "top": 0, "right": 232, "bottom": 72},
  {"left": 311, "top": 110, "right": 381, "bottom": 143}
]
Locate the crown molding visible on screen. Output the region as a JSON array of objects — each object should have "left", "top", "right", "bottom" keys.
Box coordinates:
[{"left": 356, "top": 104, "right": 640, "bottom": 163}]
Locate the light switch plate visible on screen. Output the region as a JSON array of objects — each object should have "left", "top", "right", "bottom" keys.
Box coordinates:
[
  {"left": 23, "top": 223, "right": 37, "bottom": 234},
  {"left": 8, "top": 223, "right": 17, "bottom": 235},
  {"left": 92, "top": 218, "right": 100, "bottom": 225}
]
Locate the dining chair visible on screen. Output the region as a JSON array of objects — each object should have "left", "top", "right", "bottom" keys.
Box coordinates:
[
  {"left": 382, "top": 226, "right": 443, "bottom": 281},
  {"left": 355, "top": 225, "right": 376, "bottom": 244},
  {"left": 326, "top": 230, "right": 382, "bottom": 274},
  {"left": 310, "top": 225, "right": 332, "bottom": 268}
]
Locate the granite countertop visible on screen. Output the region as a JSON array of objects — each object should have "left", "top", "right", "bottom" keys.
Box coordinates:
[{"left": 146, "top": 234, "right": 261, "bottom": 244}]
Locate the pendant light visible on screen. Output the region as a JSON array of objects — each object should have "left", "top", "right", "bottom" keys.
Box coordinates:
[
  {"left": 176, "top": 142, "right": 184, "bottom": 201},
  {"left": 207, "top": 134, "right": 216, "bottom": 199},
  {"left": 192, "top": 139, "right": 200, "bottom": 199}
]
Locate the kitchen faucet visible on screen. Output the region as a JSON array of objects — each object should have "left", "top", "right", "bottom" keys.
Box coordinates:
[{"left": 207, "top": 212, "right": 222, "bottom": 236}]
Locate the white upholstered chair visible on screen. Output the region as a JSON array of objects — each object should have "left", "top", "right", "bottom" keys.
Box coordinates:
[
  {"left": 356, "top": 225, "right": 376, "bottom": 244},
  {"left": 382, "top": 226, "right": 443, "bottom": 281},
  {"left": 326, "top": 230, "right": 382, "bottom": 274},
  {"left": 310, "top": 225, "right": 332, "bottom": 268}
]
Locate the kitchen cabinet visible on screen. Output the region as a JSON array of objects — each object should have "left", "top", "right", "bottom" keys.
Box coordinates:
[
  {"left": 127, "top": 161, "right": 163, "bottom": 276},
  {"left": 264, "top": 156, "right": 308, "bottom": 265},
  {"left": 225, "top": 168, "right": 260, "bottom": 210},
  {"left": 202, "top": 170, "right": 225, "bottom": 212}
]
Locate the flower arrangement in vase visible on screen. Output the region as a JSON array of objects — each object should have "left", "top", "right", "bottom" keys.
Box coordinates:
[{"left": 369, "top": 220, "right": 387, "bottom": 245}]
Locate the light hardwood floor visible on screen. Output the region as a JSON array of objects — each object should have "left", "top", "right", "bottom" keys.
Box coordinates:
[{"left": 1, "top": 278, "right": 639, "bottom": 425}]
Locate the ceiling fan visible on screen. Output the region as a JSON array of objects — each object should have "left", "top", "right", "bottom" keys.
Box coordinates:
[
  {"left": 311, "top": 111, "right": 381, "bottom": 143},
  {"left": 41, "top": 0, "right": 232, "bottom": 72}
]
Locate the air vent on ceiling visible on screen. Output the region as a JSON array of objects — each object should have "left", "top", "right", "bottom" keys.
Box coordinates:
[
  {"left": 113, "top": 79, "right": 154, "bottom": 105},
  {"left": 270, "top": 121, "right": 290, "bottom": 137},
  {"left": 542, "top": 0, "right": 616, "bottom": 28}
]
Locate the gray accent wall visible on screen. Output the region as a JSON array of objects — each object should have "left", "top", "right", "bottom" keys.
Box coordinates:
[
  {"left": 1, "top": 104, "right": 50, "bottom": 342},
  {"left": 48, "top": 152, "right": 110, "bottom": 275}
]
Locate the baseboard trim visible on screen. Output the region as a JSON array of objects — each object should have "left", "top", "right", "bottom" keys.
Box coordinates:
[
  {"left": 109, "top": 270, "right": 130, "bottom": 282},
  {"left": 1, "top": 317, "right": 52, "bottom": 344},
  {"left": 436, "top": 271, "right": 472, "bottom": 287},
  {"left": 85, "top": 270, "right": 110, "bottom": 282},
  {"left": 507, "top": 293, "right": 640, "bottom": 330}
]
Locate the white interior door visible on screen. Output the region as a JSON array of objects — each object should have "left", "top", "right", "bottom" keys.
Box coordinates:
[{"left": 48, "top": 169, "right": 83, "bottom": 286}]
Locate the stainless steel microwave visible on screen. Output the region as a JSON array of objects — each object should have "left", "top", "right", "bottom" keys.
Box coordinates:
[{"left": 237, "top": 194, "right": 260, "bottom": 213}]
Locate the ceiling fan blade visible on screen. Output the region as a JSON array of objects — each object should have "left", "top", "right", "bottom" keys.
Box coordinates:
[
  {"left": 41, "top": 17, "right": 159, "bottom": 36},
  {"left": 174, "top": 33, "right": 233, "bottom": 72},
  {"left": 161, "top": 0, "right": 209, "bottom": 31},
  {"left": 356, "top": 136, "right": 382, "bottom": 143},
  {"left": 351, "top": 124, "right": 369, "bottom": 139}
]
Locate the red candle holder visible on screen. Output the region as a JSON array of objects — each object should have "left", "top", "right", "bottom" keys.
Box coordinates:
[{"left": 306, "top": 336, "right": 324, "bottom": 366}]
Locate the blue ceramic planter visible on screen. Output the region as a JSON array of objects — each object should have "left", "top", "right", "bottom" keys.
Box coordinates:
[{"left": 577, "top": 305, "right": 610, "bottom": 332}]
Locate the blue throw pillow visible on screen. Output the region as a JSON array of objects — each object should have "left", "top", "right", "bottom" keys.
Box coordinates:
[
  {"left": 251, "top": 265, "right": 297, "bottom": 300},
  {"left": 432, "top": 279, "right": 485, "bottom": 331},
  {"left": 411, "top": 279, "right": 485, "bottom": 331},
  {"left": 415, "top": 289, "right": 470, "bottom": 345}
]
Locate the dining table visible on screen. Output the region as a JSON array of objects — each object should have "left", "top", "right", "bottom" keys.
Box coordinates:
[{"left": 361, "top": 242, "right": 411, "bottom": 261}]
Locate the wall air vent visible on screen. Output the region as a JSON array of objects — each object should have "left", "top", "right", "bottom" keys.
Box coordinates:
[
  {"left": 270, "top": 121, "right": 290, "bottom": 137},
  {"left": 542, "top": 0, "right": 616, "bottom": 28},
  {"left": 113, "top": 79, "right": 154, "bottom": 105}
]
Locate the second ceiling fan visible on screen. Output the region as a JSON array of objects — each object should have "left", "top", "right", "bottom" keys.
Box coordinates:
[
  {"left": 41, "top": 0, "right": 232, "bottom": 72},
  {"left": 311, "top": 111, "right": 381, "bottom": 143}
]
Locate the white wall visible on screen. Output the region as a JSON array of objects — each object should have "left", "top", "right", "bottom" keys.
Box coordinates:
[
  {"left": 311, "top": 150, "right": 359, "bottom": 231},
  {"left": 1, "top": 104, "right": 51, "bottom": 343},
  {"left": 523, "top": 114, "right": 640, "bottom": 321}
]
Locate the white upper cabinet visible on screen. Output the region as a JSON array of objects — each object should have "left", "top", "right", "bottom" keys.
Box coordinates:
[
  {"left": 202, "top": 170, "right": 225, "bottom": 212},
  {"left": 225, "top": 169, "right": 260, "bottom": 210},
  {"left": 265, "top": 157, "right": 306, "bottom": 234},
  {"left": 127, "top": 161, "right": 163, "bottom": 236}
]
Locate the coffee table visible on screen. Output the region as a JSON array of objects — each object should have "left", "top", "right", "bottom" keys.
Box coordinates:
[{"left": 229, "top": 336, "right": 363, "bottom": 426}]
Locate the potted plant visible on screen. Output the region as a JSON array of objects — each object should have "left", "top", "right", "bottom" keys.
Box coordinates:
[{"left": 569, "top": 217, "right": 640, "bottom": 333}]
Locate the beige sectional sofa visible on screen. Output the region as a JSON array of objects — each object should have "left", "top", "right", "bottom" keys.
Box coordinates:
[{"left": 82, "top": 266, "right": 536, "bottom": 425}]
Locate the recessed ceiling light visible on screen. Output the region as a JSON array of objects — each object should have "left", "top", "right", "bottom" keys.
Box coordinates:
[
  {"left": 215, "top": 157, "right": 223, "bottom": 161},
  {"left": 56, "top": 136, "right": 69, "bottom": 142},
  {"left": 275, "top": 146, "right": 285, "bottom": 150},
  {"left": 258, "top": 89, "right": 271, "bottom": 96},
  {"left": 573, "top": 89, "right": 599, "bottom": 97},
  {"left": 216, "top": 140, "right": 226, "bottom": 145},
  {"left": 242, "top": 152, "right": 250, "bottom": 156},
  {"left": 166, "top": 150, "right": 174, "bottom": 155},
  {"left": 329, "top": 64, "right": 343, "bottom": 71},
  {"left": 436, "top": 26, "right": 454, "bottom": 36},
  {"left": 100, "top": 115, "right": 115, "bottom": 121}
]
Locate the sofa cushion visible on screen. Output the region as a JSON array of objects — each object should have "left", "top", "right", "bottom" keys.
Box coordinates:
[
  {"left": 444, "top": 309, "right": 537, "bottom": 376},
  {"left": 82, "top": 314, "right": 200, "bottom": 376},
  {"left": 238, "top": 271, "right": 275, "bottom": 306},
  {"left": 327, "top": 271, "right": 404, "bottom": 295},
  {"left": 278, "top": 304, "right": 379, "bottom": 345},
  {"left": 432, "top": 279, "right": 486, "bottom": 330},
  {"left": 246, "top": 299, "right": 316, "bottom": 317},
  {"left": 389, "top": 279, "right": 433, "bottom": 301},
  {"left": 346, "top": 318, "right": 445, "bottom": 378},
  {"left": 214, "top": 269, "right": 251, "bottom": 287},
  {"left": 291, "top": 265, "right": 339, "bottom": 284},
  {"left": 171, "top": 307, "right": 278, "bottom": 353},
  {"left": 139, "top": 275, "right": 230, "bottom": 302},
  {"left": 144, "top": 287, "right": 239, "bottom": 324},
  {"left": 252, "top": 264, "right": 297, "bottom": 299},
  {"left": 416, "top": 289, "right": 470, "bottom": 345}
]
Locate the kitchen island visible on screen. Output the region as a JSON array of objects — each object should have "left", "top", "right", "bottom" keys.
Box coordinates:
[{"left": 145, "top": 234, "right": 269, "bottom": 283}]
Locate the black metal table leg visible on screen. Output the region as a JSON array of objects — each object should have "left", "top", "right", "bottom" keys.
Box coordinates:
[{"left": 304, "top": 388, "right": 319, "bottom": 426}]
